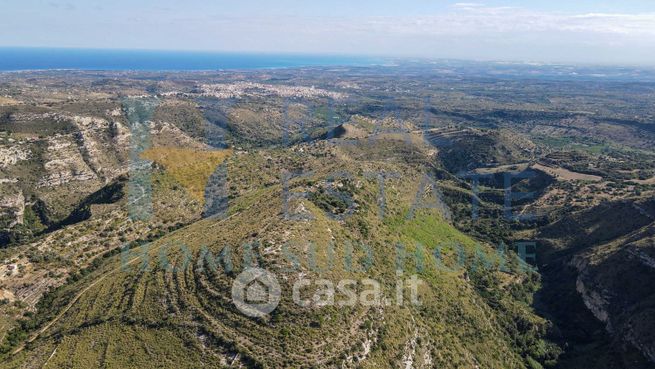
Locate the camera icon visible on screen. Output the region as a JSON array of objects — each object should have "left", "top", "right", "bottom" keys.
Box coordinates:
[{"left": 231, "top": 268, "right": 281, "bottom": 318}]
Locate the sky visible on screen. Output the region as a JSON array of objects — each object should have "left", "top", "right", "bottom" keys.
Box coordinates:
[{"left": 2, "top": 0, "right": 655, "bottom": 65}]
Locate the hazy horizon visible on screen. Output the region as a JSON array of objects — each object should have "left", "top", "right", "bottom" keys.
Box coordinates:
[
  {"left": 3, "top": 1, "right": 655, "bottom": 67},
  {"left": 2, "top": 46, "right": 655, "bottom": 70}
]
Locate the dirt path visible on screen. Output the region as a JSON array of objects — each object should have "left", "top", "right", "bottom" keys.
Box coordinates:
[
  {"left": 532, "top": 163, "right": 602, "bottom": 182},
  {"left": 11, "top": 248, "right": 154, "bottom": 355}
]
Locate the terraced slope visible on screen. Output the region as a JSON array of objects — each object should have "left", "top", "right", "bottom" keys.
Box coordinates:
[{"left": 2, "top": 137, "right": 557, "bottom": 368}]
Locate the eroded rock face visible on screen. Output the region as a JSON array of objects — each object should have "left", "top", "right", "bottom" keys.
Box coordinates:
[
  {"left": 150, "top": 121, "right": 209, "bottom": 150},
  {"left": 5, "top": 110, "right": 209, "bottom": 236},
  {"left": 571, "top": 256, "right": 612, "bottom": 329},
  {"left": 39, "top": 134, "right": 98, "bottom": 187},
  {"left": 0, "top": 191, "right": 25, "bottom": 229},
  {"left": 110, "top": 119, "right": 130, "bottom": 148},
  {"left": 0, "top": 145, "right": 31, "bottom": 168},
  {"left": 575, "top": 277, "right": 611, "bottom": 329},
  {"left": 69, "top": 114, "right": 129, "bottom": 182},
  {"left": 38, "top": 114, "right": 132, "bottom": 188},
  {"left": 572, "top": 230, "right": 655, "bottom": 364}
]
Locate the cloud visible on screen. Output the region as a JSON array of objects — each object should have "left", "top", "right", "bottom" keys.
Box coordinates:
[
  {"left": 113, "top": 4, "right": 655, "bottom": 40},
  {"left": 566, "top": 13, "right": 655, "bottom": 35},
  {"left": 452, "top": 3, "right": 485, "bottom": 9},
  {"left": 346, "top": 5, "right": 655, "bottom": 37},
  {"left": 47, "top": 2, "right": 76, "bottom": 11}
]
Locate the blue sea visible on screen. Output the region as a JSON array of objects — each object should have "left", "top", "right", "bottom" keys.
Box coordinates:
[{"left": 0, "top": 47, "right": 383, "bottom": 71}]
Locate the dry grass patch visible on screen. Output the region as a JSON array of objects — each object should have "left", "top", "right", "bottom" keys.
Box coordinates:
[{"left": 141, "top": 147, "right": 232, "bottom": 203}]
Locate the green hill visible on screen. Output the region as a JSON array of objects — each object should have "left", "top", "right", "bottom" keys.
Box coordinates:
[{"left": 1, "top": 136, "right": 557, "bottom": 368}]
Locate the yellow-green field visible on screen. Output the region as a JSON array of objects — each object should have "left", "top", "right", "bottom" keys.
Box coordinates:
[{"left": 141, "top": 147, "right": 232, "bottom": 204}]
